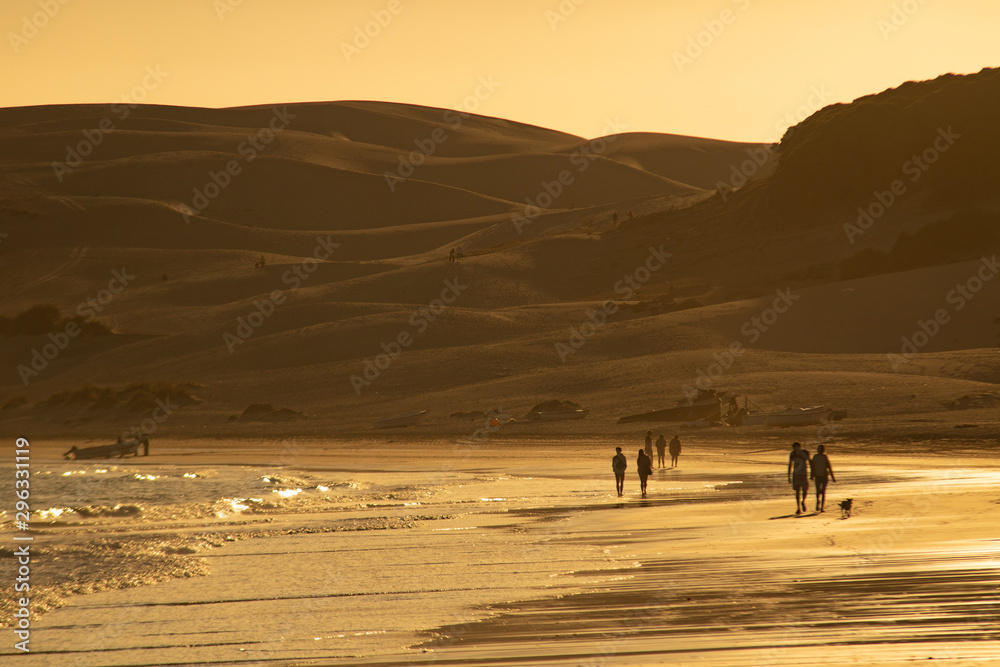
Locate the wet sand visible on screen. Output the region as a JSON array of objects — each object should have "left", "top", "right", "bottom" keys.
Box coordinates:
[{"left": 3, "top": 436, "right": 999, "bottom": 666}]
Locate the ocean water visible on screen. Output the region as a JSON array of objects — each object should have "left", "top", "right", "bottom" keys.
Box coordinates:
[
  {"left": 0, "top": 455, "right": 656, "bottom": 664},
  {"left": 0, "top": 449, "right": 784, "bottom": 665}
]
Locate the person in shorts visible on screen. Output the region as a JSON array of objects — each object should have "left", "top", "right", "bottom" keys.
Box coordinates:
[
  {"left": 787, "top": 442, "right": 811, "bottom": 514},
  {"left": 612, "top": 447, "right": 627, "bottom": 497},
  {"left": 810, "top": 444, "right": 836, "bottom": 512}
]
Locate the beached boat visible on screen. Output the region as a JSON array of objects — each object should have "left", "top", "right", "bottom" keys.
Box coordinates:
[
  {"left": 64, "top": 437, "right": 150, "bottom": 460},
  {"left": 728, "top": 397, "right": 842, "bottom": 427},
  {"left": 762, "top": 406, "right": 833, "bottom": 427},
  {"left": 372, "top": 410, "right": 428, "bottom": 429},
  {"left": 738, "top": 412, "right": 767, "bottom": 426},
  {"left": 528, "top": 408, "right": 589, "bottom": 421},
  {"left": 617, "top": 389, "right": 723, "bottom": 424},
  {"left": 522, "top": 400, "right": 589, "bottom": 421}
]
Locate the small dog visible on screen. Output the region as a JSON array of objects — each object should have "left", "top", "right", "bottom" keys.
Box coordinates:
[{"left": 839, "top": 498, "right": 853, "bottom": 518}]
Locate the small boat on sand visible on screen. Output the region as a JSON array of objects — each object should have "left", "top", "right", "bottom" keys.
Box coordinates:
[
  {"left": 762, "top": 406, "right": 833, "bottom": 427},
  {"left": 618, "top": 389, "right": 723, "bottom": 424},
  {"left": 727, "top": 396, "right": 842, "bottom": 427},
  {"left": 738, "top": 412, "right": 767, "bottom": 425},
  {"left": 373, "top": 410, "right": 428, "bottom": 429},
  {"left": 522, "top": 400, "right": 589, "bottom": 421},
  {"left": 529, "top": 409, "right": 589, "bottom": 421},
  {"left": 64, "top": 437, "right": 150, "bottom": 460}
]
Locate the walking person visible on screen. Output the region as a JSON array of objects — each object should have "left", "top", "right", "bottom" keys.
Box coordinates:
[
  {"left": 668, "top": 435, "right": 681, "bottom": 467},
  {"left": 644, "top": 430, "right": 654, "bottom": 461},
  {"left": 810, "top": 444, "right": 836, "bottom": 512},
  {"left": 449, "top": 248, "right": 456, "bottom": 263},
  {"left": 637, "top": 449, "right": 653, "bottom": 497},
  {"left": 787, "top": 441, "right": 811, "bottom": 515},
  {"left": 612, "top": 446, "right": 627, "bottom": 497},
  {"left": 655, "top": 434, "right": 667, "bottom": 468}
]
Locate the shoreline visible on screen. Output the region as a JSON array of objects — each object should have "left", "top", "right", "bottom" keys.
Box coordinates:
[{"left": 2, "top": 438, "right": 999, "bottom": 665}]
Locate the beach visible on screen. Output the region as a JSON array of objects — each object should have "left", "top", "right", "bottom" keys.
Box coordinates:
[
  {"left": 3, "top": 11, "right": 1000, "bottom": 667},
  {"left": 3, "top": 430, "right": 998, "bottom": 666}
]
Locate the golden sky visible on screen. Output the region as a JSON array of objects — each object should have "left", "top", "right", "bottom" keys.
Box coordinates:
[{"left": 2, "top": 0, "right": 998, "bottom": 141}]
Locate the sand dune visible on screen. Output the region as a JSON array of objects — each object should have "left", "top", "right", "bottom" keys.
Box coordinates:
[
  {"left": 1, "top": 70, "right": 999, "bottom": 445},
  {"left": 3, "top": 63, "right": 1000, "bottom": 667},
  {"left": 578, "top": 131, "right": 775, "bottom": 190}
]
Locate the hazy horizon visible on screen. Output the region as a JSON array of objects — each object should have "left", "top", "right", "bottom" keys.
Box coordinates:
[{"left": 2, "top": 0, "right": 999, "bottom": 141}]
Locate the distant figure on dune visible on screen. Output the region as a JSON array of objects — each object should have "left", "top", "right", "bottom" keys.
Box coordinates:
[
  {"left": 612, "top": 446, "right": 627, "bottom": 497},
  {"left": 455, "top": 246, "right": 463, "bottom": 261},
  {"left": 669, "top": 435, "right": 681, "bottom": 467},
  {"left": 655, "top": 434, "right": 667, "bottom": 468},
  {"left": 637, "top": 449, "right": 653, "bottom": 497},
  {"left": 810, "top": 444, "right": 836, "bottom": 512},
  {"left": 644, "top": 430, "right": 653, "bottom": 460},
  {"left": 449, "top": 248, "right": 456, "bottom": 263},
  {"left": 787, "top": 441, "right": 811, "bottom": 515}
]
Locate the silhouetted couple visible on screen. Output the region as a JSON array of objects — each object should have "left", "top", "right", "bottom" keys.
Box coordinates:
[
  {"left": 612, "top": 446, "right": 653, "bottom": 497},
  {"left": 787, "top": 442, "right": 836, "bottom": 514}
]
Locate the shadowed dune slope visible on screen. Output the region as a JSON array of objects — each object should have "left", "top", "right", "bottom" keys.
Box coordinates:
[{"left": 1, "top": 77, "right": 998, "bottom": 436}]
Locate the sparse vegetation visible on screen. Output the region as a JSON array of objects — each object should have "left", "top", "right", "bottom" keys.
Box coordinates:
[
  {"left": 38, "top": 382, "right": 202, "bottom": 412},
  {"left": 0, "top": 305, "right": 111, "bottom": 337}
]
